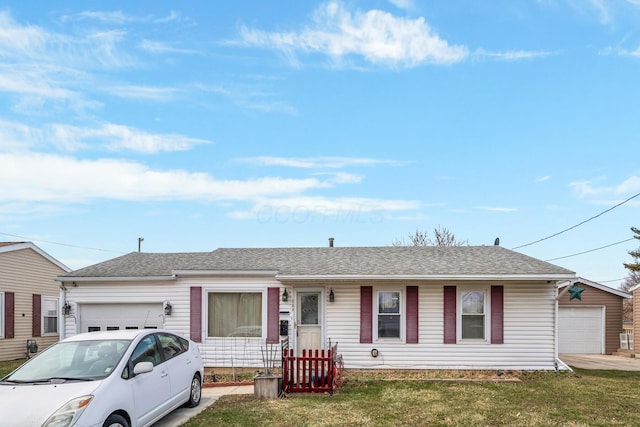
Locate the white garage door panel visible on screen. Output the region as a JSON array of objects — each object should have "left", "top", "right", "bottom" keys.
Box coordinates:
[
  {"left": 80, "top": 303, "right": 163, "bottom": 333},
  {"left": 559, "top": 307, "right": 603, "bottom": 354}
]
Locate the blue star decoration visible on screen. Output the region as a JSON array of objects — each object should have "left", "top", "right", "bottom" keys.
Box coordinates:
[{"left": 568, "top": 284, "right": 584, "bottom": 301}]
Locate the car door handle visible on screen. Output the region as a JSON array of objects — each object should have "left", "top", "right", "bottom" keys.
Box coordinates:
[{"left": 161, "top": 371, "right": 168, "bottom": 378}]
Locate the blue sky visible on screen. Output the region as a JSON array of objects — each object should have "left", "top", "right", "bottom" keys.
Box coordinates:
[{"left": 1, "top": 1, "right": 639, "bottom": 288}]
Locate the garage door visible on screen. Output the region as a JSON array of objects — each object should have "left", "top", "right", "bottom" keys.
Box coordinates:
[
  {"left": 79, "top": 303, "right": 164, "bottom": 333},
  {"left": 558, "top": 307, "right": 603, "bottom": 354}
]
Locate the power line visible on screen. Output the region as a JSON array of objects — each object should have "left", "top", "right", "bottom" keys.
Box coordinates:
[
  {"left": 512, "top": 191, "right": 640, "bottom": 250},
  {"left": 544, "top": 238, "right": 634, "bottom": 262},
  {"left": 597, "top": 277, "right": 627, "bottom": 284},
  {"left": 0, "top": 231, "right": 123, "bottom": 254}
]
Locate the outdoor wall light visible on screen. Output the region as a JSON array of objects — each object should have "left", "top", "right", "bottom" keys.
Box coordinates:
[
  {"left": 62, "top": 303, "right": 71, "bottom": 316},
  {"left": 164, "top": 301, "right": 172, "bottom": 316},
  {"left": 371, "top": 348, "right": 379, "bottom": 358},
  {"left": 282, "top": 289, "right": 288, "bottom": 302},
  {"left": 329, "top": 289, "right": 335, "bottom": 302}
]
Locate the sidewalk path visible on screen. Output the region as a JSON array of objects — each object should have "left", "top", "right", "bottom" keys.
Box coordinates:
[{"left": 153, "top": 384, "right": 254, "bottom": 426}]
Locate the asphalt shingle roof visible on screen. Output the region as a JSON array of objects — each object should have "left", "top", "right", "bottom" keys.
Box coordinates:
[{"left": 61, "top": 246, "right": 574, "bottom": 279}]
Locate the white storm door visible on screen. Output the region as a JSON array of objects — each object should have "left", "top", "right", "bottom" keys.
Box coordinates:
[{"left": 296, "top": 291, "right": 322, "bottom": 355}]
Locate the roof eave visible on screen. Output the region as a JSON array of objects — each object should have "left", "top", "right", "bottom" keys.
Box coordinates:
[
  {"left": 276, "top": 273, "right": 577, "bottom": 282},
  {"left": 56, "top": 275, "right": 176, "bottom": 283},
  {"left": 172, "top": 269, "right": 278, "bottom": 277}
]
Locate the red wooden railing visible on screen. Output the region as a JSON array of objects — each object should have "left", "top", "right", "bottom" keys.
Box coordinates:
[{"left": 282, "top": 343, "right": 341, "bottom": 394}]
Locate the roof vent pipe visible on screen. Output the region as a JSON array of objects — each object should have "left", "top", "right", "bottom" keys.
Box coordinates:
[
  {"left": 329, "top": 237, "right": 334, "bottom": 247},
  {"left": 494, "top": 237, "right": 500, "bottom": 246}
]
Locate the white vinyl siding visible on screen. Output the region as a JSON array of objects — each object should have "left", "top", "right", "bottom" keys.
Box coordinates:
[{"left": 326, "top": 281, "right": 557, "bottom": 371}]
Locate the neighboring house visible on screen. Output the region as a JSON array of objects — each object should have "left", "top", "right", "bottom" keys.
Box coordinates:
[
  {"left": 0, "top": 242, "right": 70, "bottom": 361},
  {"left": 557, "top": 278, "right": 630, "bottom": 355},
  {"left": 57, "top": 245, "right": 576, "bottom": 371}
]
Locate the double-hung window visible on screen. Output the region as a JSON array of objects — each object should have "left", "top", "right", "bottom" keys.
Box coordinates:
[
  {"left": 208, "top": 292, "right": 262, "bottom": 338},
  {"left": 42, "top": 296, "right": 59, "bottom": 335},
  {"left": 461, "top": 290, "right": 485, "bottom": 340},
  {"left": 377, "top": 290, "right": 401, "bottom": 339}
]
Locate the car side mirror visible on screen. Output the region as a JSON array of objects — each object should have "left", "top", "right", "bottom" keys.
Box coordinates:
[{"left": 133, "top": 361, "right": 154, "bottom": 375}]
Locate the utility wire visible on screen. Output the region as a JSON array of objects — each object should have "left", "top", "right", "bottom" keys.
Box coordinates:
[
  {"left": 544, "top": 238, "right": 634, "bottom": 262},
  {"left": 512, "top": 191, "right": 640, "bottom": 250},
  {"left": 0, "top": 231, "right": 123, "bottom": 254}
]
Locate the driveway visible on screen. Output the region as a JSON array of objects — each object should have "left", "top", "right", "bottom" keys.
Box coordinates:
[{"left": 559, "top": 354, "right": 640, "bottom": 371}]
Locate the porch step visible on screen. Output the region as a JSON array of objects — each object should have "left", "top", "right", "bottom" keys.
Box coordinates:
[{"left": 612, "top": 349, "right": 636, "bottom": 358}]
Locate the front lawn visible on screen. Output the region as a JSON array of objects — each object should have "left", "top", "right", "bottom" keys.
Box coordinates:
[
  {"left": 0, "top": 359, "right": 26, "bottom": 378},
  {"left": 184, "top": 369, "right": 640, "bottom": 426}
]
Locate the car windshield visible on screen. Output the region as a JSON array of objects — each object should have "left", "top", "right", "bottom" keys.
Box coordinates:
[{"left": 3, "top": 339, "right": 131, "bottom": 382}]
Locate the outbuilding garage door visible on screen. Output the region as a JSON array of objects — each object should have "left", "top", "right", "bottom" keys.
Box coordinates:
[
  {"left": 558, "top": 307, "right": 603, "bottom": 354},
  {"left": 79, "top": 303, "right": 163, "bottom": 333}
]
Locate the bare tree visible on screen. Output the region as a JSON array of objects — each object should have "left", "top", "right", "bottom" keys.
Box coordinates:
[{"left": 393, "top": 226, "right": 468, "bottom": 247}]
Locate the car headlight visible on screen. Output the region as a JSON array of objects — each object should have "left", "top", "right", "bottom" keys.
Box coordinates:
[{"left": 42, "top": 395, "right": 93, "bottom": 427}]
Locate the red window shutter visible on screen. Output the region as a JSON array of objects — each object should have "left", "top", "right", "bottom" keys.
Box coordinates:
[
  {"left": 32, "top": 294, "right": 41, "bottom": 338},
  {"left": 5, "top": 292, "right": 14, "bottom": 339},
  {"left": 491, "top": 286, "right": 504, "bottom": 344},
  {"left": 190, "top": 287, "right": 202, "bottom": 343},
  {"left": 443, "top": 286, "right": 456, "bottom": 344},
  {"left": 360, "top": 286, "right": 373, "bottom": 343},
  {"left": 267, "top": 288, "right": 280, "bottom": 344},
  {"left": 406, "top": 286, "right": 419, "bottom": 344}
]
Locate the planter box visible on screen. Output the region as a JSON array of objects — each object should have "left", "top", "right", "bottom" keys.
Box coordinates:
[{"left": 254, "top": 375, "right": 282, "bottom": 399}]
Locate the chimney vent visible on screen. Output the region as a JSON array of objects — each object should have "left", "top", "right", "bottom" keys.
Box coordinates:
[
  {"left": 329, "top": 237, "right": 334, "bottom": 247},
  {"left": 494, "top": 237, "right": 500, "bottom": 246}
]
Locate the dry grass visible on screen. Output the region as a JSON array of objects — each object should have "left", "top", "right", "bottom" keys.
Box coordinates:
[{"left": 183, "top": 368, "right": 640, "bottom": 427}]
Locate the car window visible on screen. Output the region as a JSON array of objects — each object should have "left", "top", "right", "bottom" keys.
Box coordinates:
[
  {"left": 130, "top": 335, "right": 161, "bottom": 367},
  {"left": 158, "top": 333, "right": 186, "bottom": 361}
]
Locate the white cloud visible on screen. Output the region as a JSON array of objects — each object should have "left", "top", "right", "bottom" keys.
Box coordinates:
[
  {"left": 474, "top": 48, "right": 555, "bottom": 61},
  {"left": 0, "top": 152, "right": 327, "bottom": 203},
  {"left": 48, "top": 123, "right": 211, "bottom": 153},
  {"left": 475, "top": 206, "right": 517, "bottom": 213},
  {"left": 230, "top": 196, "right": 420, "bottom": 220},
  {"left": 535, "top": 175, "right": 551, "bottom": 182},
  {"left": 570, "top": 176, "right": 640, "bottom": 198},
  {"left": 0, "top": 119, "right": 210, "bottom": 154},
  {"left": 235, "top": 1, "right": 468, "bottom": 68},
  {"left": 138, "top": 39, "right": 199, "bottom": 55},
  {"left": 108, "top": 85, "right": 179, "bottom": 101},
  {"left": 388, "top": 0, "right": 413, "bottom": 10},
  {"left": 68, "top": 10, "right": 140, "bottom": 24},
  {"left": 241, "top": 156, "right": 403, "bottom": 168}
]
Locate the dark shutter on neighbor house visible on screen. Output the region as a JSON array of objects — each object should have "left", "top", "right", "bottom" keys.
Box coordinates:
[
  {"left": 491, "top": 285, "right": 504, "bottom": 344},
  {"left": 190, "top": 287, "right": 202, "bottom": 343},
  {"left": 443, "top": 286, "right": 456, "bottom": 344},
  {"left": 266, "top": 287, "right": 280, "bottom": 344},
  {"left": 5, "top": 292, "right": 14, "bottom": 339},
  {"left": 32, "top": 294, "right": 41, "bottom": 338},
  {"left": 406, "top": 286, "right": 419, "bottom": 344},
  {"left": 360, "top": 286, "right": 373, "bottom": 343}
]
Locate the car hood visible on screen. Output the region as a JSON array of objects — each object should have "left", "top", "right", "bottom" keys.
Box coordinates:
[{"left": 0, "top": 380, "right": 102, "bottom": 427}]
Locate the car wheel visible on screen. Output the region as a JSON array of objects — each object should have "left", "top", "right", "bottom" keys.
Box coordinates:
[
  {"left": 186, "top": 374, "right": 202, "bottom": 408},
  {"left": 103, "top": 414, "right": 129, "bottom": 427}
]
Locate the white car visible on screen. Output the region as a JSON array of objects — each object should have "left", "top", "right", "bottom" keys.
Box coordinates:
[{"left": 0, "top": 329, "right": 204, "bottom": 427}]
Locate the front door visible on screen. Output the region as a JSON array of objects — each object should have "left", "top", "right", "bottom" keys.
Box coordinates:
[{"left": 296, "top": 291, "right": 322, "bottom": 355}]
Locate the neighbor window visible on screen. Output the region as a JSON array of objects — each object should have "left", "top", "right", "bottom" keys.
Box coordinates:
[
  {"left": 377, "top": 291, "right": 401, "bottom": 339},
  {"left": 208, "top": 292, "right": 262, "bottom": 338},
  {"left": 461, "top": 290, "right": 485, "bottom": 340},
  {"left": 42, "top": 296, "right": 58, "bottom": 335}
]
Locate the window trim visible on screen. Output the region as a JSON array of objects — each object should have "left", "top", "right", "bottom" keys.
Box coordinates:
[
  {"left": 0, "top": 292, "right": 4, "bottom": 338},
  {"left": 206, "top": 289, "right": 266, "bottom": 339},
  {"left": 457, "top": 286, "right": 490, "bottom": 343},
  {"left": 373, "top": 288, "right": 404, "bottom": 342},
  {"left": 41, "top": 295, "right": 59, "bottom": 336}
]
